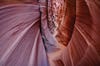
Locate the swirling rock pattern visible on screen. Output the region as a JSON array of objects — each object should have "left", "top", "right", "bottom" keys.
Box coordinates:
[
  {"left": 0, "top": 0, "right": 100, "bottom": 66},
  {"left": 55, "top": 0, "right": 100, "bottom": 66},
  {"left": 0, "top": 0, "right": 59, "bottom": 66}
]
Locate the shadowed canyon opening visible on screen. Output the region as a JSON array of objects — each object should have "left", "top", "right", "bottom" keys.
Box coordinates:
[{"left": 0, "top": 0, "right": 100, "bottom": 66}]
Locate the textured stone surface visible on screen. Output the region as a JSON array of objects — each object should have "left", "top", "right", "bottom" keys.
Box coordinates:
[
  {"left": 54, "top": 0, "right": 100, "bottom": 66},
  {"left": 0, "top": 0, "right": 100, "bottom": 66}
]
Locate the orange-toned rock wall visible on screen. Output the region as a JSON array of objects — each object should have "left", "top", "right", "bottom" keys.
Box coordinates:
[{"left": 54, "top": 0, "right": 100, "bottom": 66}]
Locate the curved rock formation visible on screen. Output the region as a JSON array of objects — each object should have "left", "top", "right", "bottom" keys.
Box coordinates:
[
  {"left": 54, "top": 0, "right": 100, "bottom": 66},
  {"left": 0, "top": 0, "right": 100, "bottom": 66}
]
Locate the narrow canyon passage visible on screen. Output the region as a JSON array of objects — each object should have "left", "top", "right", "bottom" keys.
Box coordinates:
[
  {"left": 0, "top": 0, "right": 100, "bottom": 66},
  {"left": 53, "top": 0, "right": 100, "bottom": 66}
]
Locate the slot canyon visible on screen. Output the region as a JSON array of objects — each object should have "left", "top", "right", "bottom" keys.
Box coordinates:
[{"left": 0, "top": 0, "right": 100, "bottom": 66}]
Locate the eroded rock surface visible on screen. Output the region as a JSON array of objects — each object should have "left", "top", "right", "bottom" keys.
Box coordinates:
[{"left": 54, "top": 0, "right": 100, "bottom": 66}]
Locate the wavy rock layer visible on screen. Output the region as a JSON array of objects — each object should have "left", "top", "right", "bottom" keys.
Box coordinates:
[
  {"left": 0, "top": 0, "right": 59, "bottom": 66},
  {"left": 0, "top": 0, "right": 100, "bottom": 66},
  {"left": 55, "top": 0, "right": 100, "bottom": 66}
]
